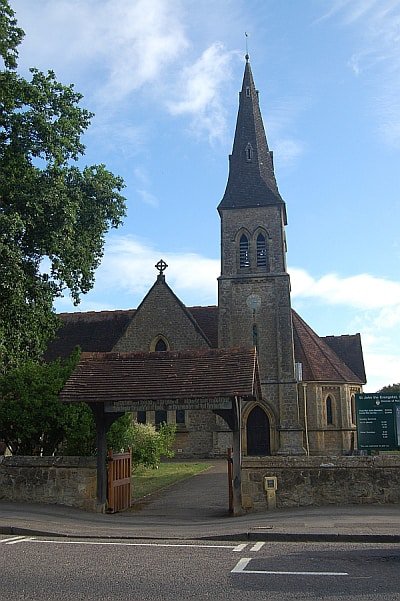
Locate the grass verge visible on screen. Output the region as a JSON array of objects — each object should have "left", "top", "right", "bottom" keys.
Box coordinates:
[{"left": 132, "top": 462, "right": 211, "bottom": 501}]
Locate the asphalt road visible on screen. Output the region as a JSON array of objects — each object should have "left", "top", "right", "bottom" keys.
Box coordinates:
[{"left": 1, "top": 535, "right": 400, "bottom": 600}]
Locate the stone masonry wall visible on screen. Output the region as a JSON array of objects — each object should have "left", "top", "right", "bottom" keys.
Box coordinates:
[
  {"left": 0, "top": 456, "right": 97, "bottom": 511},
  {"left": 241, "top": 455, "right": 400, "bottom": 512}
]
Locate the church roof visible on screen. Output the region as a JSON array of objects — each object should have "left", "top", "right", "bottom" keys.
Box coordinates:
[
  {"left": 60, "top": 348, "right": 261, "bottom": 405},
  {"left": 218, "top": 57, "right": 285, "bottom": 213},
  {"left": 46, "top": 305, "right": 365, "bottom": 385},
  {"left": 292, "top": 310, "right": 365, "bottom": 384}
]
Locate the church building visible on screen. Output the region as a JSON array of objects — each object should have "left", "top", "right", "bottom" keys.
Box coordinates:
[{"left": 47, "top": 56, "right": 366, "bottom": 457}]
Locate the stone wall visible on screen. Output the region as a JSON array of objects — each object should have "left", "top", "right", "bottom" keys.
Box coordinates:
[
  {"left": 241, "top": 455, "right": 400, "bottom": 512},
  {"left": 0, "top": 456, "right": 97, "bottom": 511}
]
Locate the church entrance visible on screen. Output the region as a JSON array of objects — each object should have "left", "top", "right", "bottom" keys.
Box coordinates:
[{"left": 246, "top": 406, "right": 271, "bottom": 456}]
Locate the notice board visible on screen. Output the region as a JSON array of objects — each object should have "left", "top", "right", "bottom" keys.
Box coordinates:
[{"left": 356, "top": 393, "right": 400, "bottom": 451}]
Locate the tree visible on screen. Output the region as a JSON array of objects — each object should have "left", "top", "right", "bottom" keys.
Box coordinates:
[
  {"left": 0, "top": 348, "right": 96, "bottom": 455},
  {"left": 377, "top": 383, "right": 400, "bottom": 394},
  {"left": 0, "top": 1, "right": 126, "bottom": 371}
]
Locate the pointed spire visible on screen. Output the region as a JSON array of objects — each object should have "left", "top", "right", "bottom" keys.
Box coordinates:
[{"left": 218, "top": 57, "right": 284, "bottom": 211}]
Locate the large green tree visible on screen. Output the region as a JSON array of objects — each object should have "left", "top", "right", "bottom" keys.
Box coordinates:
[
  {"left": 0, "top": 348, "right": 97, "bottom": 455},
  {"left": 0, "top": 0, "right": 126, "bottom": 371}
]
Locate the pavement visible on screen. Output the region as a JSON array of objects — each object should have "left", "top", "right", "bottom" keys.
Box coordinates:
[{"left": 1, "top": 461, "right": 400, "bottom": 543}]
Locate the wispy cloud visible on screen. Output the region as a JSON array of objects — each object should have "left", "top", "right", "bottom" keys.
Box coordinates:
[
  {"left": 317, "top": 0, "right": 400, "bottom": 147},
  {"left": 166, "top": 42, "right": 238, "bottom": 142}
]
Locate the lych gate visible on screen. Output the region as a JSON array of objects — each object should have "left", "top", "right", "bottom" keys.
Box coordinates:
[{"left": 60, "top": 347, "right": 262, "bottom": 515}]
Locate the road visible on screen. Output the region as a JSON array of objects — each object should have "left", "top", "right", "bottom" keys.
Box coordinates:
[{"left": 1, "top": 535, "right": 399, "bottom": 600}]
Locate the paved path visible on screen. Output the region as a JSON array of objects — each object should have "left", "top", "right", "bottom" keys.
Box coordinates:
[{"left": 129, "top": 461, "right": 229, "bottom": 521}]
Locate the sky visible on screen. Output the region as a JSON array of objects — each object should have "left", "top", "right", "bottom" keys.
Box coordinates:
[{"left": 10, "top": 0, "right": 400, "bottom": 392}]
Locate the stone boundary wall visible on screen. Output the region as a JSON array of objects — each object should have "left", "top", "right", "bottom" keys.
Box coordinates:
[
  {"left": 241, "top": 455, "right": 400, "bottom": 512},
  {"left": 0, "top": 456, "right": 97, "bottom": 512}
]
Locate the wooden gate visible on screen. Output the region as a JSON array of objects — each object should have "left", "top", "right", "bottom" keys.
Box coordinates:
[{"left": 107, "top": 449, "right": 132, "bottom": 513}]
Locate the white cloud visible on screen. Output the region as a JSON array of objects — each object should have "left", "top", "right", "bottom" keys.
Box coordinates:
[
  {"left": 88, "top": 235, "right": 219, "bottom": 306},
  {"left": 290, "top": 268, "right": 400, "bottom": 312},
  {"left": 166, "top": 42, "right": 238, "bottom": 141},
  {"left": 15, "top": 0, "right": 189, "bottom": 103},
  {"left": 136, "top": 189, "right": 159, "bottom": 207}
]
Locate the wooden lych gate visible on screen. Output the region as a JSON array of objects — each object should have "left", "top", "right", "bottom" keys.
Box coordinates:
[{"left": 107, "top": 449, "right": 132, "bottom": 513}]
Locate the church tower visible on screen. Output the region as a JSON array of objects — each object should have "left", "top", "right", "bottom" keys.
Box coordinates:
[{"left": 218, "top": 56, "right": 305, "bottom": 455}]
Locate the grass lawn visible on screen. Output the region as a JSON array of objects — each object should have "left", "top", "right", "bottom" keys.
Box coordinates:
[{"left": 132, "top": 462, "right": 211, "bottom": 501}]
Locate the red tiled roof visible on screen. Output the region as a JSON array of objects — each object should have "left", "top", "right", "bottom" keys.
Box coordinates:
[
  {"left": 60, "top": 348, "right": 260, "bottom": 405},
  {"left": 292, "top": 310, "right": 364, "bottom": 384},
  {"left": 322, "top": 334, "right": 366, "bottom": 383}
]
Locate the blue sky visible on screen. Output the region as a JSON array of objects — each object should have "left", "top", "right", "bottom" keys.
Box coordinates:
[{"left": 11, "top": 0, "right": 400, "bottom": 392}]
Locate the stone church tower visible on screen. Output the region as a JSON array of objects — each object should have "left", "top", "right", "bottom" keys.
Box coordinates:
[{"left": 218, "top": 56, "right": 305, "bottom": 455}]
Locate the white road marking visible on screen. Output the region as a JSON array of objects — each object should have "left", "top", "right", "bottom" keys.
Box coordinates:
[
  {"left": 0, "top": 535, "right": 27, "bottom": 544},
  {"left": 233, "top": 543, "right": 247, "bottom": 552},
  {"left": 231, "top": 558, "right": 349, "bottom": 576},
  {"left": 250, "top": 542, "right": 265, "bottom": 552},
  {"left": 18, "top": 539, "right": 243, "bottom": 552},
  {"left": 5, "top": 536, "right": 35, "bottom": 545}
]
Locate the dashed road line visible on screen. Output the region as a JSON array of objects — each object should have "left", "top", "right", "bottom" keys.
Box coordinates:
[
  {"left": 231, "top": 557, "right": 348, "bottom": 576},
  {"left": 250, "top": 542, "right": 265, "bottom": 552}
]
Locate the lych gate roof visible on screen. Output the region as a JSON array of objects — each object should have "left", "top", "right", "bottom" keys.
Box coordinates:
[{"left": 60, "top": 348, "right": 261, "bottom": 405}]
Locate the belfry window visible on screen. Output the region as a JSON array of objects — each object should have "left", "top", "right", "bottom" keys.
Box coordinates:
[
  {"left": 245, "top": 143, "right": 253, "bottom": 162},
  {"left": 256, "top": 233, "right": 267, "bottom": 267},
  {"left": 239, "top": 234, "right": 250, "bottom": 268},
  {"left": 245, "top": 86, "right": 250, "bottom": 97}
]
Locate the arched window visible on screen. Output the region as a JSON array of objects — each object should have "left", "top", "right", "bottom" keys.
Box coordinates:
[
  {"left": 239, "top": 234, "right": 250, "bottom": 268},
  {"left": 151, "top": 335, "right": 169, "bottom": 352},
  {"left": 350, "top": 395, "right": 356, "bottom": 425},
  {"left": 326, "top": 396, "right": 334, "bottom": 425},
  {"left": 245, "top": 142, "right": 253, "bottom": 161},
  {"left": 155, "top": 338, "right": 167, "bottom": 352},
  {"left": 256, "top": 233, "right": 267, "bottom": 268}
]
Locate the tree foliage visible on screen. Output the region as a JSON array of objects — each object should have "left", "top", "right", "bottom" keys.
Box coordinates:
[
  {"left": 0, "top": 349, "right": 96, "bottom": 455},
  {"left": 0, "top": 1, "right": 126, "bottom": 371},
  {"left": 377, "top": 383, "right": 400, "bottom": 394},
  {"left": 107, "top": 415, "right": 176, "bottom": 469}
]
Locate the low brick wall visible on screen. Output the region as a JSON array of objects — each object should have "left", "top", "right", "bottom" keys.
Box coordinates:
[
  {"left": 0, "top": 456, "right": 97, "bottom": 512},
  {"left": 241, "top": 455, "right": 400, "bottom": 512}
]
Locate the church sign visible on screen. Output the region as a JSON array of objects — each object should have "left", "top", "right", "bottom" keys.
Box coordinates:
[
  {"left": 105, "top": 398, "right": 233, "bottom": 413},
  {"left": 356, "top": 393, "right": 400, "bottom": 451}
]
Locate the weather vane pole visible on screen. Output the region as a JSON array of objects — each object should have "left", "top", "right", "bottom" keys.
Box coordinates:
[{"left": 245, "top": 31, "right": 249, "bottom": 61}]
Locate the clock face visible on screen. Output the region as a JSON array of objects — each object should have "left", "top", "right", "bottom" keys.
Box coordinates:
[{"left": 246, "top": 294, "right": 261, "bottom": 311}]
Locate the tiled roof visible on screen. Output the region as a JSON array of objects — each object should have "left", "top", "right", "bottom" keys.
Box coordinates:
[
  {"left": 46, "top": 305, "right": 365, "bottom": 386},
  {"left": 323, "top": 334, "right": 366, "bottom": 383},
  {"left": 292, "top": 310, "right": 364, "bottom": 384},
  {"left": 60, "top": 348, "right": 260, "bottom": 404},
  {"left": 44, "top": 310, "right": 135, "bottom": 361},
  {"left": 218, "top": 59, "right": 284, "bottom": 212},
  {"left": 188, "top": 306, "right": 219, "bottom": 348}
]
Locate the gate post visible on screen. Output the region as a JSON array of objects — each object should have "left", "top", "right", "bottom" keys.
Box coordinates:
[{"left": 232, "top": 396, "right": 243, "bottom": 516}]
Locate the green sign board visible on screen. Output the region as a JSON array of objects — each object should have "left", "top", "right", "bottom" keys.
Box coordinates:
[{"left": 356, "top": 393, "right": 400, "bottom": 451}]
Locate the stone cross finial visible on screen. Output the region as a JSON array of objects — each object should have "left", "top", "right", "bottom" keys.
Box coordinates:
[{"left": 155, "top": 259, "right": 168, "bottom": 275}]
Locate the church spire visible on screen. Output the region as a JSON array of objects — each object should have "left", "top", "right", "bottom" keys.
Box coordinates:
[{"left": 218, "top": 57, "right": 284, "bottom": 212}]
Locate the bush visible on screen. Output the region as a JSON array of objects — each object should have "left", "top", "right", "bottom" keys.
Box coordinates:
[{"left": 107, "top": 415, "right": 176, "bottom": 468}]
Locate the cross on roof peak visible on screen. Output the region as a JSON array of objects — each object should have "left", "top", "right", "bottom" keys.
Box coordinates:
[{"left": 155, "top": 259, "right": 168, "bottom": 276}]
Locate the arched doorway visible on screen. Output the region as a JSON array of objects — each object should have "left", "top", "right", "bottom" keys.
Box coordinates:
[{"left": 246, "top": 405, "right": 271, "bottom": 456}]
